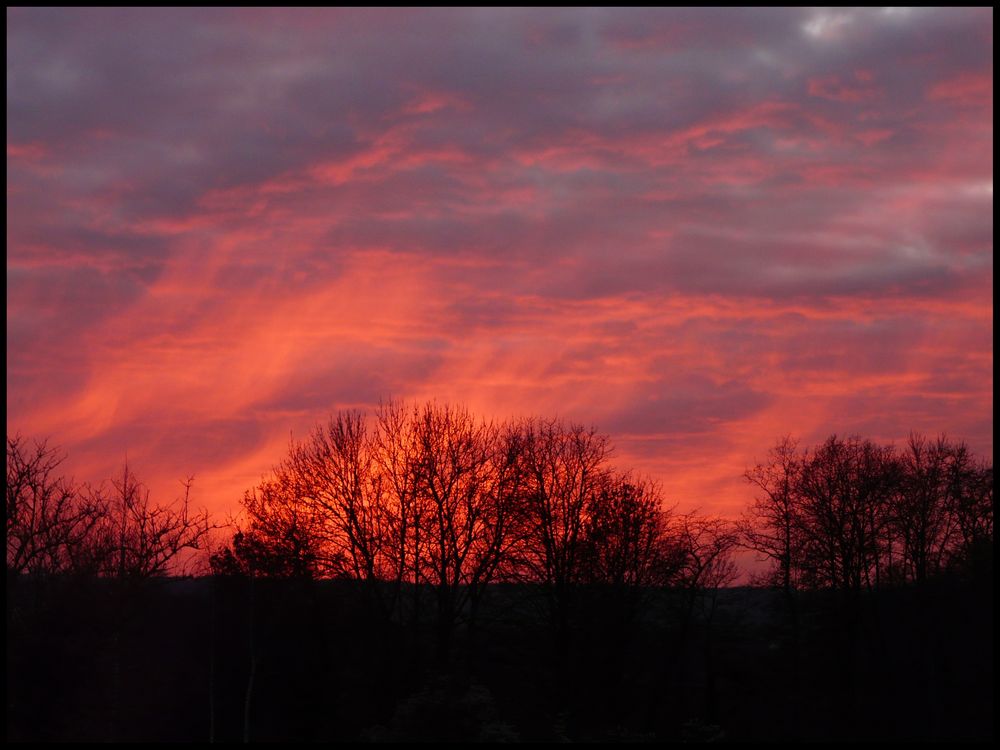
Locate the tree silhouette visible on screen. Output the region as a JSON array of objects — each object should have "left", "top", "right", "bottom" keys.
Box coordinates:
[
  {"left": 892, "top": 434, "right": 956, "bottom": 584},
  {"left": 741, "top": 432, "right": 994, "bottom": 592},
  {"left": 516, "top": 417, "right": 611, "bottom": 638},
  {"left": 582, "top": 471, "right": 677, "bottom": 629},
  {"left": 943, "top": 440, "right": 994, "bottom": 574},
  {"left": 791, "top": 436, "right": 896, "bottom": 593},
  {"left": 287, "top": 411, "right": 389, "bottom": 584},
  {"left": 89, "top": 462, "right": 213, "bottom": 579},
  {"left": 407, "top": 402, "right": 519, "bottom": 656},
  {"left": 6, "top": 435, "right": 103, "bottom": 577},
  {"left": 6, "top": 417, "right": 995, "bottom": 742},
  {"left": 225, "top": 401, "right": 529, "bottom": 654},
  {"left": 738, "top": 436, "right": 802, "bottom": 594}
]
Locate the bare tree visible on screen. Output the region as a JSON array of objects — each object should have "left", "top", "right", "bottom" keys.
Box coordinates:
[
  {"left": 407, "top": 402, "right": 515, "bottom": 656},
  {"left": 517, "top": 417, "right": 611, "bottom": 636},
  {"left": 584, "top": 473, "right": 670, "bottom": 587},
  {"left": 738, "top": 436, "right": 803, "bottom": 594},
  {"left": 212, "top": 478, "right": 332, "bottom": 579},
  {"left": 371, "top": 399, "right": 424, "bottom": 624},
  {"left": 465, "top": 417, "right": 530, "bottom": 627},
  {"left": 90, "top": 461, "right": 213, "bottom": 579},
  {"left": 223, "top": 401, "right": 527, "bottom": 652},
  {"left": 891, "top": 434, "right": 957, "bottom": 584},
  {"left": 6, "top": 434, "right": 103, "bottom": 577},
  {"left": 286, "top": 412, "right": 392, "bottom": 588},
  {"left": 795, "top": 436, "right": 896, "bottom": 593},
  {"left": 672, "top": 514, "right": 739, "bottom": 598},
  {"left": 943, "top": 441, "right": 993, "bottom": 572},
  {"left": 742, "top": 432, "right": 993, "bottom": 593}
]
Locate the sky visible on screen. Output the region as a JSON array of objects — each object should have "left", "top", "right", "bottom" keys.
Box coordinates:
[{"left": 6, "top": 7, "right": 993, "bottom": 525}]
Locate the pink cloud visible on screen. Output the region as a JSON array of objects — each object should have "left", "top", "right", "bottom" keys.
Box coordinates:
[
  {"left": 807, "top": 72, "right": 882, "bottom": 103},
  {"left": 928, "top": 72, "right": 993, "bottom": 106},
  {"left": 6, "top": 7, "right": 992, "bottom": 528}
]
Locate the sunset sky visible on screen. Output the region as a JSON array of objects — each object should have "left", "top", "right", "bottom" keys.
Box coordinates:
[{"left": 7, "top": 7, "right": 993, "bottom": 524}]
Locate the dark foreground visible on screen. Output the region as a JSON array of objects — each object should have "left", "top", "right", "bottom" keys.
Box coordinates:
[{"left": 7, "top": 571, "right": 993, "bottom": 742}]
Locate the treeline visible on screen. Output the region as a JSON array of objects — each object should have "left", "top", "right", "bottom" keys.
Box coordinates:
[
  {"left": 210, "top": 401, "right": 739, "bottom": 653},
  {"left": 6, "top": 434, "right": 212, "bottom": 580},
  {"left": 5, "top": 405, "right": 995, "bottom": 740},
  {"left": 7, "top": 405, "right": 993, "bottom": 600},
  {"left": 741, "top": 434, "right": 993, "bottom": 594}
]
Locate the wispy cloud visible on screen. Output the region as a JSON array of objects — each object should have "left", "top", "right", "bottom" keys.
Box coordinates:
[{"left": 7, "top": 7, "right": 992, "bottom": 517}]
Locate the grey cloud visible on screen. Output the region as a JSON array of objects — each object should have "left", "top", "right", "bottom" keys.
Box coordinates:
[{"left": 602, "top": 375, "right": 771, "bottom": 437}]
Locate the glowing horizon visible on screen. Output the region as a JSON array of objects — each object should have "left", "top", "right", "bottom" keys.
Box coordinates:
[{"left": 7, "top": 8, "right": 993, "bottom": 522}]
